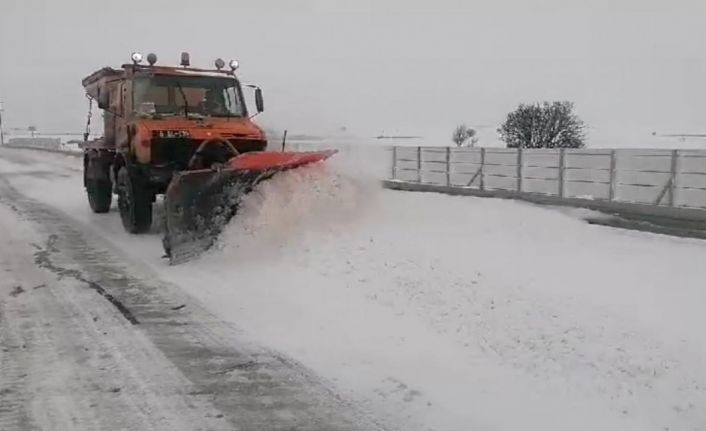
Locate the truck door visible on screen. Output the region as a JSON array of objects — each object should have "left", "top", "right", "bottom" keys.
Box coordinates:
[{"left": 103, "top": 81, "right": 126, "bottom": 149}]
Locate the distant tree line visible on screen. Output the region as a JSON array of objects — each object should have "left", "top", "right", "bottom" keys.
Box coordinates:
[
  {"left": 453, "top": 101, "right": 586, "bottom": 149},
  {"left": 451, "top": 124, "right": 478, "bottom": 147}
]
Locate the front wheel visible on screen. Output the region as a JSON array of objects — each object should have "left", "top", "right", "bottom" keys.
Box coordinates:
[{"left": 117, "top": 166, "right": 153, "bottom": 234}]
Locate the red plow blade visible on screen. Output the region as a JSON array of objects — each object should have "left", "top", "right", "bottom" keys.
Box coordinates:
[
  {"left": 162, "top": 150, "right": 336, "bottom": 264},
  {"left": 228, "top": 149, "right": 338, "bottom": 171}
]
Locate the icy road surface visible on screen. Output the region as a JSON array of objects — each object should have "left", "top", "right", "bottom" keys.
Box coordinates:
[
  {"left": 0, "top": 148, "right": 380, "bottom": 430},
  {"left": 2, "top": 146, "right": 706, "bottom": 431}
]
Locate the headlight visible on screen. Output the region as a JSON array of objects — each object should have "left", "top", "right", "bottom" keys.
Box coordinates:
[
  {"left": 131, "top": 52, "right": 143, "bottom": 64},
  {"left": 229, "top": 59, "right": 240, "bottom": 71}
]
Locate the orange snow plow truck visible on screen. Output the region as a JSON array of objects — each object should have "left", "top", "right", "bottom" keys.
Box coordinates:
[{"left": 81, "top": 52, "right": 335, "bottom": 263}]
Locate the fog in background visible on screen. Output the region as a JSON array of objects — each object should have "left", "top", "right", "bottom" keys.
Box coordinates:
[{"left": 1, "top": 0, "right": 705, "bottom": 146}]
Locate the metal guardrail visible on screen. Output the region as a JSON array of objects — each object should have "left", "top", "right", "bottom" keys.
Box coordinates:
[{"left": 389, "top": 147, "right": 706, "bottom": 210}]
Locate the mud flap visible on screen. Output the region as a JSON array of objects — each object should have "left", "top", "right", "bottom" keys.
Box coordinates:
[{"left": 163, "top": 150, "right": 337, "bottom": 264}]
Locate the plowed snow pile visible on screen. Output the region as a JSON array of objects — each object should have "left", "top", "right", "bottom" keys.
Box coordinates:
[{"left": 211, "top": 164, "right": 377, "bottom": 261}]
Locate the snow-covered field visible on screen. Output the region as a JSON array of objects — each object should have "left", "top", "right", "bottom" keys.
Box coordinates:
[{"left": 1, "top": 146, "right": 706, "bottom": 430}]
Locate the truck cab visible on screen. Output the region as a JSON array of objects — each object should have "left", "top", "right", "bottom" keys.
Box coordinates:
[{"left": 81, "top": 52, "right": 267, "bottom": 233}]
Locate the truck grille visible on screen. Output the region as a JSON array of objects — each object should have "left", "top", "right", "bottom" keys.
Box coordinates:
[
  {"left": 150, "top": 138, "right": 267, "bottom": 168},
  {"left": 151, "top": 138, "right": 198, "bottom": 169}
]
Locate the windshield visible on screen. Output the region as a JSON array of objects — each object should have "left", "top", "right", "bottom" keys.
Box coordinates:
[{"left": 133, "top": 75, "right": 246, "bottom": 119}]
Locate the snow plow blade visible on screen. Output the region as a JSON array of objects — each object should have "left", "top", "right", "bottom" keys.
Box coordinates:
[{"left": 163, "top": 150, "right": 337, "bottom": 264}]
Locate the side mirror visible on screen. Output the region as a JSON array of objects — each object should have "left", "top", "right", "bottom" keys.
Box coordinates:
[
  {"left": 97, "top": 89, "right": 110, "bottom": 110},
  {"left": 255, "top": 88, "right": 264, "bottom": 113}
]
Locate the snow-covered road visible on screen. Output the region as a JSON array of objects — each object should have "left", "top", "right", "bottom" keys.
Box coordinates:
[
  {"left": 0, "top": 148, "right": 379, "bottom": 431},
  {"left": 1, "top": 146, "right": 706, "bottom": 431}
]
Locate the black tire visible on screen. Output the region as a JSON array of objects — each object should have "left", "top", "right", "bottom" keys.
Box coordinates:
[
  {"left": 117, "top": 166, "right": 153, "bottom": 234},
  {"left": 86, "top": 179, "right": 112, "bottom": 213}
]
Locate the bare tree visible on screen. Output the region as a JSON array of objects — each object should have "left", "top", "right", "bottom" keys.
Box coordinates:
[
  {"left": 452, "top": 124, "right": 478, "bottom": 147},
  {"left": 498, "top": 101, "right": 585, "bottom": 149}
]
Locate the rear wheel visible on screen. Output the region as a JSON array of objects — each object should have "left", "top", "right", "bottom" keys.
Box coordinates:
[
  {"left": 117, "top": 166, "right": 153, "bottom": 234},
  {"left": 84, "top": 155, "right": 113, "bottom": 213},
  {"left": 86, "top": 179, "right": 112, "bottom": 213}
]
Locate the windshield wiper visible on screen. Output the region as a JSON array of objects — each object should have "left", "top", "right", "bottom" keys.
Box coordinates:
[{"left": 175, "top": 82, "right": 189, "bottom": 119}]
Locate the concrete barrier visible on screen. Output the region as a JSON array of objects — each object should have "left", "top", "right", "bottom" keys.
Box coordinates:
[
  {"left": 3, "top": 141, "right": 82, "bottom": 157},
  {"left": 383, "top": 179, "right": 706, "bottom": 225},
  {"left": 7, "top": 137, "right": 62, "bottom": 150},
  {"left": 385, "top": 146, "right": 706, "bottom": 236}
]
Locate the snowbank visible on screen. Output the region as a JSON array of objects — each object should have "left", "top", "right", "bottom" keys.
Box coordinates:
[{"left": 166, "top": 164, "right": 706, "bottom": 431}]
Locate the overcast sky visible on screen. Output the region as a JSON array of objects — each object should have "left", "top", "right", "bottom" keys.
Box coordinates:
[{"left": 1, "top": 0, "right": 705, "bottom": 144}]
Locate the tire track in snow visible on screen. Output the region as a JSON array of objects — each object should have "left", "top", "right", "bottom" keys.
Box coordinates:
[
  {"left": 0, "top": 205, "right": 111, "bottom": 430},
  {"left": 0, "top": 197, "right": 219, "bottom": 431},
  {"left": 0, "top": 294, "right": 33, "bottom": 431},
  {"left": 32, "top": 234, "right": 139, "bottom": 325}
]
